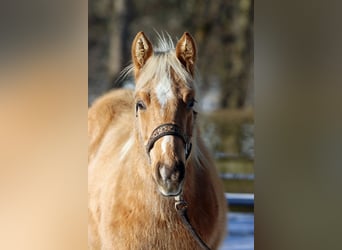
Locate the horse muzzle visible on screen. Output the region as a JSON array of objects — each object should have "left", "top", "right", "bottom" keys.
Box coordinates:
[{"left": 156, "top": 161, "right": 185, "bottom": 197}]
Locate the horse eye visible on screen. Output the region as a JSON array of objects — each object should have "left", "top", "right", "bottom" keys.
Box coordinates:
[
  {"left": 136, "top": 101, "right": 146, "bottom": 112},
  {"left": 187, "top": 99, "right": 196, "bottom": 109}
]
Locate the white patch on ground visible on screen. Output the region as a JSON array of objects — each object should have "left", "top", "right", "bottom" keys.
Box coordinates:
[
  {"left": 155, "top": 75, "right": 174, "bottom": 109},
  {"left": 161, "top": 136, "right": 172, "bottom": 156}
]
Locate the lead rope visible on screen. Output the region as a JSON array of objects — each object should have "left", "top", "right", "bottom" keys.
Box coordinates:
[{"left": 174, "top": 195, "right": 211, "bottom": 250}]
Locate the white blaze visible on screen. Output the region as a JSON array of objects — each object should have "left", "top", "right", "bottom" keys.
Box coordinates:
[
  {"left": 161, "top": 136, "right": 172, "bottom": 156},
  {"left": 155, "top": 75, "right": 174, "bottom": 108}
]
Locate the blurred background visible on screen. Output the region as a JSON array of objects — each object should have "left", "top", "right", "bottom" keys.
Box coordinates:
[
  {"left": 1, "top": 1, "right": 342, "bottom": 250},
  {"left": 89, "top": 0, "right": 254, "bottom": 108},
  {"left": 89, "top": 1, "right": 254, "bottom": 248},
  {"left": 88, "top": 0, "right": 254, "bottom": 195}
]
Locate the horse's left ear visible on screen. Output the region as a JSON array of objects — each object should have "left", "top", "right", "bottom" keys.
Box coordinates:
[{"left": 176, "top": 32, "right": 197, "bottom": 76}]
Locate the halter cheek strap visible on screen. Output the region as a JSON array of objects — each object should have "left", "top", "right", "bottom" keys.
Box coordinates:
[{"left": 146, "top": 123, "right": 192, "bottom": 160}]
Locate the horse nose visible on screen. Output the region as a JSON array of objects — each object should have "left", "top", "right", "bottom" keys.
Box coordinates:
[
  {"left": 159, "top": 164, "right": 184, "bottom": 182},
  {"left": 157, "top": 162, "right": 185, "bottom": 196}
]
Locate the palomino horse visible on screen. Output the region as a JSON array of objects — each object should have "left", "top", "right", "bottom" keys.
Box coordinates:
[{"left": 88, "top": 32, "right": 227, "bottom": 249}]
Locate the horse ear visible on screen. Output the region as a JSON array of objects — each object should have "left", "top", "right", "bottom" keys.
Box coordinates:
[
  {"left": 176, "top": 32, "right": 197, "bottom": 76},
  {"left": 131, "top": 31, "right": 153, "bottom": 78}
]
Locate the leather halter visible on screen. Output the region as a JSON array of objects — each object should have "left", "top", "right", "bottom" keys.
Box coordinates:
[{"left": 146, "top": 123, "right": 192, "bottom": 160}]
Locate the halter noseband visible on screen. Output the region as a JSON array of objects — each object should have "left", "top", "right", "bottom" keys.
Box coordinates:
[{"left": 146, "top": 123, "right": 192, "bottom": 160}]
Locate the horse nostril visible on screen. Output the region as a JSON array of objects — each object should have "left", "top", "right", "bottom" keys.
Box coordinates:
[
  {"left": 158, "top": 162, "right": 185, "bottom": 183},
  {"left": 170, "top": 171, "right": 179, "bottom": 181}
]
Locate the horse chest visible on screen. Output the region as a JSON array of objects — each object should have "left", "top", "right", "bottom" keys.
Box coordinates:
[
  {"left": 102, "top": 197, "right": 209, "bottom": 248},
  {"left": 109, "top": 213, "right": 202, "bottom": 250}
]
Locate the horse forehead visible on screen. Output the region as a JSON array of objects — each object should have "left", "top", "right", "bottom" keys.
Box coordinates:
[{"left": 154, "top": 75, "right": 177, "bottom": 108}]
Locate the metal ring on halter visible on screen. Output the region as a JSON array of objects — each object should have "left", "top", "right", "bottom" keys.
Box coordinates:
[{"left": 146, "top": 123, "right": 192, "bottom": 160}]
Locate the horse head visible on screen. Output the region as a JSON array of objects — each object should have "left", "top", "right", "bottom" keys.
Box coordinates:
[{"left": 131, "top": 31, "right": 197, "bottom": 197}]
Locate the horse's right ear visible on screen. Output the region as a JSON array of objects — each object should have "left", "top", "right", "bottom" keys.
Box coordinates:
[{"left": 131, "top": 31, "right": 153, "bottom": 78}]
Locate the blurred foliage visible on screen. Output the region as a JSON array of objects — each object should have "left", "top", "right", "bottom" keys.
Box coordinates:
[
  {"left": 199, "top": 108, "right": 254, "bottom": 195},
  {"left": 89, "top": 0, "right": 253, "bottom": 109},
  {"left": 200, "top": 108, "right": 254, "bottom": 154}
]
